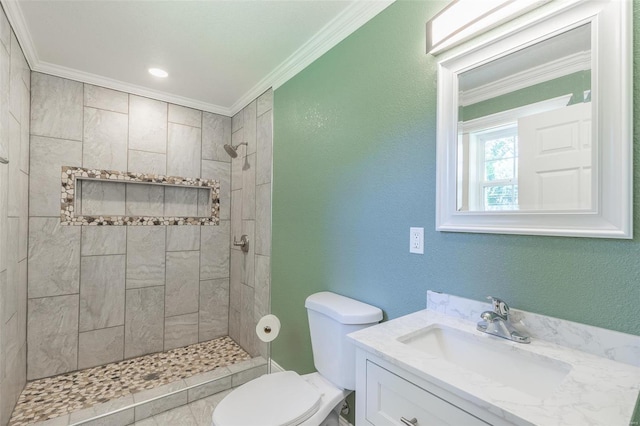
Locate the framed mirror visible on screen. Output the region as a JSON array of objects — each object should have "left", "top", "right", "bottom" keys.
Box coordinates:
[{"left": 435, "top": 0, "right": 632, "bottom": 238}]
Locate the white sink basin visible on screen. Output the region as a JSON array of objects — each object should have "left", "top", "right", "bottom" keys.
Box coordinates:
[{"left": 397, "top": 324, "right": 571, "bottom": 399}]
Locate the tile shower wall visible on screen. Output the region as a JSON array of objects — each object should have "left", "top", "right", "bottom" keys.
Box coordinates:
[
  {"left": 27, "top": 72, "right": 237, "bottom": 380},
  {"left": 229, "top": 90, "right": 273, "bottom": 359},
  {"left": 0, "top": 5, "right": 31, "bottom": 426}
]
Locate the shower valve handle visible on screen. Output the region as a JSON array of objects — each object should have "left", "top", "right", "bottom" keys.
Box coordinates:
[{"left": 233, "top": 235, "right": 249, "bottom": 253}]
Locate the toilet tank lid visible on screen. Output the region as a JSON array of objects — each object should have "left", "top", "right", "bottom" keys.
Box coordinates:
[{"left": 305, "top": 292, "right": 382, "bottom": 324}]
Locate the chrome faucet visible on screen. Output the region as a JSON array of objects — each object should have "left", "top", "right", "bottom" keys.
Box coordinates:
[{"left": 477, "top": 296, "right": 530, "bottom": 343}]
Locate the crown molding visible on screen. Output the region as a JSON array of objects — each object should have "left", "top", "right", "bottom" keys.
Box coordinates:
[
  {"left": 3, "top": 0, "right": 394, "bottom": 116},
  {"left": 2, "top": 0, "right": 232, "bottom": 115},
  {"left": 460, "top": 50, "right": 590, "bottom": 106},
  {"left": 35, "top": 61, "right": 233, "bottom": 115},
  {"left": 1, "top": 0, "right": 38, "bottom": 68},
  {"left": 228, "top": 0, "right": 395, "bottom": 115}
]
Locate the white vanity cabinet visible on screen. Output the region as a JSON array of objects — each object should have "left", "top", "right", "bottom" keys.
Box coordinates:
[
  {"left": 349, "top": 303, "right": 640, "bottom": 426},
  {"left": 355, "top": 349, "right": 514, "bottom": 426}
]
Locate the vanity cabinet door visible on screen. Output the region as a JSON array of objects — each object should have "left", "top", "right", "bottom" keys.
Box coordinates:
[{"left": 365, "top": 361, "right": 490, "bottom": 426}]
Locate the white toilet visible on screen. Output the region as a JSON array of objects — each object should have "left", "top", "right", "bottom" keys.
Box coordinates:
[{"left": 212, "top": 291, "right": 382, "bottom": 426}]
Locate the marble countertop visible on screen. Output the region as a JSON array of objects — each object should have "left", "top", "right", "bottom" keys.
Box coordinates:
[{"left": 348, "top": 309, "right": 640, "bottom": 426}]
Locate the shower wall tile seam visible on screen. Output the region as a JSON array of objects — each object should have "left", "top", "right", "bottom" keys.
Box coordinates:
[
  {"left": 166, "top": 121, "right": 201, "bottom": 130},
  {"left": 83, "top": 105, "right": 127, "bottom": 116},
  {"left": 78, "top": 323, "right": 123, "bottom": 332},
  {"left": 164, "top": 310, "right": 200, "bottom": 319},
  {"left": 197, "top": 164, "right": 202, "bottom": 343},
  {"left": 78, "top": 253, "right": 126, "bottom": 258},
  {"left": 26, "top": 292, "right": 80, "bottom": 300},
  {"left": 122, "top": 218, "right": 128, "bottom": 364},
  {"left": 128, "top": 148, "right": 166, "bottom": 156},
  {"left": 7, "top": 107, "right": 19, "bottom": 123},
  {"left": 161, "top": 221, "right": 167, "bottom": 352},
  {"left": 4, "top": 311, "right": 15, "bottom": 325},
  {"left": 27, "top": 132, "right": 82, "bottom": 143},
  {"left": 256, "top": 109, "right": 271, "bottom": 118},
  {"left": 122, "top": 283, "right": 164, "bottom": 291}
]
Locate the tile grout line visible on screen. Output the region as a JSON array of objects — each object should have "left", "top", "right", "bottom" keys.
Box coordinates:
[
  {"left": 76, "top": 82, "right": 86, "bottom": 373},
  {"left": 123, "top": 91, "right": 130, "bottom": 363},
  {"left": 23, "top": 69, "right": 32, "bottom": 383},
  {"left": 163, "top": 100, "right": 169, "bottom": 354},
  {"left": 198, "top": 110, "right": 203, "bottom": 345}
]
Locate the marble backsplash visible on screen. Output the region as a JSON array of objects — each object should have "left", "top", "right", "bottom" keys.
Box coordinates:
[{"left": 426, "top": 291, "right": 640, "bottom": 367}]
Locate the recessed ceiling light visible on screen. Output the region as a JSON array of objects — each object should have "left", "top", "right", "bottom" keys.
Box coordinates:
[{"left": 148, "top": 68, "right": 168, "bottom": 78}]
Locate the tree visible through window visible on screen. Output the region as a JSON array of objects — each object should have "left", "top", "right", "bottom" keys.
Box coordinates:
[{"left": 477, "top": 126, "right": 518, "bottom": 210}]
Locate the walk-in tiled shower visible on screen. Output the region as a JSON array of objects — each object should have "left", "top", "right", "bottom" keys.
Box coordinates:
[{"left": 0, "top": 6, "right": 273, "bottom": 421}]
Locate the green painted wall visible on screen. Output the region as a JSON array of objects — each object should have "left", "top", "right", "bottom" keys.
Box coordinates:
[{"left": 272, "top": 0, "right": 638, "bottom": 392}]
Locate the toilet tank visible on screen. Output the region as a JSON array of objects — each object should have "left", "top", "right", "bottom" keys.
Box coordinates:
[{"left": 305, "top": 292, "right": 382, "bottom": 390}]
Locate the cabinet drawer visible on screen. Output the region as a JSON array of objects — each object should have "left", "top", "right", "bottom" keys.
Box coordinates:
[{"left": 365, "top": 361, "right": 490, "bottom": 426}]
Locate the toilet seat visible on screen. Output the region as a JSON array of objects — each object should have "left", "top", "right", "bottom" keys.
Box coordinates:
[{"left": 212, "top": 371, "right": 322, "bottom": 426}]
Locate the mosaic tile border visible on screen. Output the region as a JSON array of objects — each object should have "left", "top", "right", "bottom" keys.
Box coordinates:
[{"left": 60, "top": 166, "right": 220, "bottom": 226}]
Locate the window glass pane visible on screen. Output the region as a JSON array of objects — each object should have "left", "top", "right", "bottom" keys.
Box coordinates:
[
  {"left": 485, "top": 159, "right": 514, "bottom": 181},
  {"left": 484, "top": 185, "right": 517, "bottom": 210},
  {"left": 484, "top": 136, "right": 515, "bottom": 161}
]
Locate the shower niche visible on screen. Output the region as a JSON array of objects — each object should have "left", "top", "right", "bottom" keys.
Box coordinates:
[{"left": 61, "top": 166, "right": 220, "bottom": 226}]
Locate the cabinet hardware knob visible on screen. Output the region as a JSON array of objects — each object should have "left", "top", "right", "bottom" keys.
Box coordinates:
[{"left": 400, "top": 417, "right": 418, "bottom": 426}]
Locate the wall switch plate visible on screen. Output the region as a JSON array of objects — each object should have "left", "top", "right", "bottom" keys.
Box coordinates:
[{"left": 410, "top": 227, "right": 424, "bottom": 254}]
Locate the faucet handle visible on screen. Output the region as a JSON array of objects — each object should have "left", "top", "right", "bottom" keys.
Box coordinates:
[{"left": 486, "top": 296, "right": 509, "bottom": 318}]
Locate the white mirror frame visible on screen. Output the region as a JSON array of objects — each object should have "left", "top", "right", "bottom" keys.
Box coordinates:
[{"left": 435, "top": 0, "right": 632, "bottom": 239}]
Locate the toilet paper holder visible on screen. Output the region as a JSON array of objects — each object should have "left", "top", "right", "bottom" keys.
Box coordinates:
[
  {"left": 233, "top": 234, "right": 249, "bottom": 253},
  {"left": 256, "top": 314, "right": 280, "bottom": 343}
]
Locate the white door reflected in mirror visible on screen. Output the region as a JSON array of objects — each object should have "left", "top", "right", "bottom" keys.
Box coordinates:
[{"left": 518, "top": 102, "right": 592, "bottom": 211}]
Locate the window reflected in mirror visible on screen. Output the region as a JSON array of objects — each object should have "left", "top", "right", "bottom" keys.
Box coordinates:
[{"left": 456, "top": 24, "right": 592, "bottom": 212}]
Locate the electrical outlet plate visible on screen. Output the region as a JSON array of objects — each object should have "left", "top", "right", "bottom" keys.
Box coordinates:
[{"left": 410, "top": 227, "right": 424, "bottom": 254}]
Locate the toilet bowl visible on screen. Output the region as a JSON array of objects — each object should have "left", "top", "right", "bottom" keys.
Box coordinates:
[{"left": 211, "top": 292, "right": 382, "bottom": 426}]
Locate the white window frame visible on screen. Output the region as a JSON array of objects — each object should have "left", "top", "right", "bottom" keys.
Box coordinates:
[
  {"left": 458, "top": 96, "right": 571, "bottom": 212},
  {"left": 473, "top": 125, "right": 519, "bottom": 211}
]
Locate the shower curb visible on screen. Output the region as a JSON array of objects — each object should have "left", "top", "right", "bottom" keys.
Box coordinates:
[{"left": 32, "top": 357, "right": 267, "bottom": 426}]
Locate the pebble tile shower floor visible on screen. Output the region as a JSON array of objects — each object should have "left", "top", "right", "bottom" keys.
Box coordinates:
[{"left": 9, "top": 336, "right": 251, "bottom": 425}]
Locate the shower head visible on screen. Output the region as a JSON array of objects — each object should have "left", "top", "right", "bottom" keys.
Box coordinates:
[
  {"left": 224, "top": 144, "right": 238, "bottom": 158},
  {"left": 223, "top": 142, "right": 247, "bottom": 158}
]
